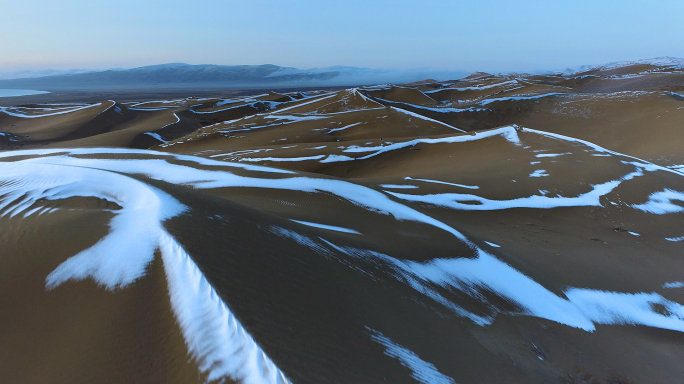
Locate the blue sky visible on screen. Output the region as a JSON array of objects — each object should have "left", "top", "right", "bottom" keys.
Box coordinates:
[{"left": 1, "top": 0, "right": 682, "bottom": 72}]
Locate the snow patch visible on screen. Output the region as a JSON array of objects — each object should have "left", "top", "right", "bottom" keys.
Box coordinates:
[
  {"left": 144, "top": 132, "right": 167, "bottom": 143},
  {"left": 0, "top": 160, "right": 291, "bottom": 384},
  {"left": 390, "top": 106, "right": 466, "bottom": 132},
  {"left": 529, "top": 169, "right": 549, "bottom": 177},
  {"left": 631, "top": 189, "right": 684, "bottom": 214},
  {"left": 380, "top": 184, "right": 419, "bottom": 189},
  {"left": 388, "top": 167, "right": 647, "bottom": 211},
  {"left": 321, "top": 240, "right": 684, "bottom": 333},
  {"left": 291, "top": 220, "right": 361, "bottom": 234},
  {"left": 272, "top": 92, "right": 336, "bottom": 113},
  {"left": 1, "top": 103, "right": 102, "bottom": 118},
  {"left": 327, "top": 122, "right": 362, "bottom": 134},
  {"left": 369, "top": 329, "right": 455, "bottom": 384},
  {"left": 239, "top": 155, "right": 325, "bottom": 163},
  {"left": 478, "top": 93, "right": 565, "bottom": 106},
  {"left": 405, "top": 177, "right": 479, "bottom": 190},
  {"left": 535, "top": 152, "right": 571, "bottom": 158},
  {"left": 319, "top": 154, "right": 356, "bottom": 163},
  {"left": 341, "top": 126, "right": 522, "bottom": 160}
]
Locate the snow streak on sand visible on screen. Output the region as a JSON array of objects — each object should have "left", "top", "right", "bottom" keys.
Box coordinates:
[
  {"left": 631, "top": 189, "right": 684, "bottom": 214},
  {"left": 314, "top": 238, "right": 684, "bottom": 332},
  {"left": 382, "top": 127, "right": 684, "bottom": 212},
  {"left": 216, "top": 94, "right": 269, "bottom": 106},
  {"left": 160, "top": 112, "right": 181, "bottom": 130},
  {"left": 239, "top": 155, "right": 325, "bottom": 163},
  {"left": 0, "top": 162, "right": 185, "bottom": 288},
  {"left": 0, "top": 160, "right": 290, "bottom": 384},
  {"left": 0, "top": 147, "right": 470, "bottom": 240},
  {"left": 525, "top": 128, "right": 684, "bottom": 177},
  {"left": 319, "top": 154, "right": 355, "bottom": 163},
  {"left": 535, "top": 152, "right": 571, "bottom": 158},
  {"left": 369, "top": 329, "right": 455, "bottom": 384},
  {"left": 0, "top": 103, "right": 102, "bottom": 118},
  {"left": 191, "top": 101, "right": 279, "bottom": 114},
  {"left": 327, "top": 122, "right": 362, "bottom": 133},
  {"left": 145, "top": 132, "right": 167, "bottom": 143},
  {"left": 263, "top": 114, "right": 327, "bottom": 122},
  {"left": 380, "top": 184, "right": 419, "bottom": 189},
  {"left": 478, "top": 93, "right": 566, "bottom": 106},
  {"left": 529, "top": 169, "right": 549, "bottom": 177},
  {"left": 389, "top": 165, "right": 648, "bottom": 211},
  {"left": 0, "top": 147, "right": 294, "bottom": 174},
  {"left": 128, "top": 107, "right": 171, "bottom": 111},
  {"left": 389, "top": 106, "right": 466, "bottom": 132},
  {"left": 424, "top": 80, "right": 518, "bottom": 93},
  {"left": 291, "top": 220, "right": 361, "bottom": 234},
  {"left": 94, "top": 100, "right": 116, "bottom": 117},
  {"left": 160, "top": 236, "right": 290, "bottom": 384},
  {"left": 405, "top": 177, "right": 479, "bottom": 190},
  {"left": 338, "top": 126, "right": 522, "bottom": 161},
  {"left": 2, "top": 120, "right": 684, "bottom": 374},
  {"left": 271, "top": 92, "right": 336, "bottom": 113}
]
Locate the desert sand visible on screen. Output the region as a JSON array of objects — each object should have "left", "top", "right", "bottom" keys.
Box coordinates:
[{"left": 1, "top": 58, "right": 683, "bottom": 384}]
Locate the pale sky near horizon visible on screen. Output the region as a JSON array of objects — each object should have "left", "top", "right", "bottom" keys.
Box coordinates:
[{"left": 1, "top": 0, "right": 682, "bottom": 73}]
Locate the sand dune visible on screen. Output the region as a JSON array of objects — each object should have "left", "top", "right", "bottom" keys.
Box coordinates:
[{"left": 1, "top": 62, "right": 683, "bottom": 383}]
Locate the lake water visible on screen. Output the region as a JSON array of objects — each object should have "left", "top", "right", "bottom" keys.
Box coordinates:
[{"left": 0, "top": 89, "right": 49, "bottom": 97}]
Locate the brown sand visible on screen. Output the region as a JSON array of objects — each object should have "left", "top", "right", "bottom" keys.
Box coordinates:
[{"left": 0, "top": 62, "right": 683, "bottom": 383}]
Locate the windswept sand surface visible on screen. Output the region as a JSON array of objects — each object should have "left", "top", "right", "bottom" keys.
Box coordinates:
[{"left": 1, "top": 60, "right": 683, "bottom": 384}]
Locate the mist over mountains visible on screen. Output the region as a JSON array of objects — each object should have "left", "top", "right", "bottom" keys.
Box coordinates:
[
  {"left": 0, "top": 68, "right": 97, "bottom": 81},
  {"left": 2, "top": 57, "right": 682, "bottom": 92},
  {"left": 0, "top": 63, "right": 468, "bottom": 91}
]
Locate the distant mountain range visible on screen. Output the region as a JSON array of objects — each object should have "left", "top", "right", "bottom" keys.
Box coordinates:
[
  {"left": 554, "top": 56, "right": 684, "bottom": 75},
  {"left": 2, "top": 57, "right": 682, "bottom": 91},
  {"left": 0, "top": 63, "right": 468, "bottom": 91},
  {"left": 0, "top": 68, "right": 99, "bottom": 81}
]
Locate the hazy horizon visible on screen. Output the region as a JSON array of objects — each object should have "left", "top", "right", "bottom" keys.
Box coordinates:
[{"left": 2, "top": 0, "right": 683, "bottom": 74}]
